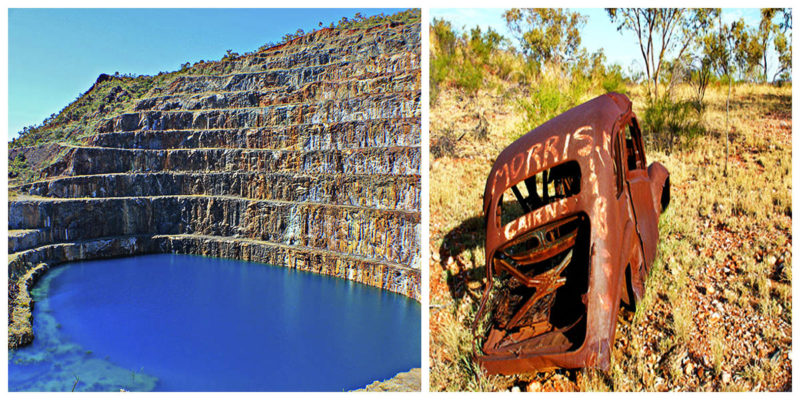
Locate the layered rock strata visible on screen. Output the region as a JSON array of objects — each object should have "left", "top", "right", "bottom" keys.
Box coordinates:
[{"left": 8, "top": 21, "right": 421, "bottom": 349}]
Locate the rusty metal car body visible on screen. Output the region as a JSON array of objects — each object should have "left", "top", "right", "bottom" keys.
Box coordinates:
[{"left": 473, "top": 93, "right": 670, "bottom": 374}]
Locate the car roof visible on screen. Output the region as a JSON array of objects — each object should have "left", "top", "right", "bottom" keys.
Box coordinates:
[{"left": 483, "top": 92, "right": 632, "bottom": 213}]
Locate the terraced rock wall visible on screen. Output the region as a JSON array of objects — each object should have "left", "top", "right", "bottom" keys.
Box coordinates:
[{"left": 9, "top": 22, "right": 421, "bottom": 348}]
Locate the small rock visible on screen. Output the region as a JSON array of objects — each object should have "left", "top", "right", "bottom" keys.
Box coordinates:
[
  {"left": 511, "top": 386, "right": 521, "bottom": 393},
  {"left": 723, "top": 289, "right": 735, "bottom": 300},
  {"left": 767, "top": 255, "right": 777, "bottom": 265},
  {"left": 722, "top": 372, "right": 732, "bottom": 384},
  {"left": 685, "top": 362, "right": 695, "bottom": 375},
  {"left": 527, "top": 382, "right": 543, "bottom": 392},
  {"left": 710, "top": 312, "right": 721, "bottom": 323}
]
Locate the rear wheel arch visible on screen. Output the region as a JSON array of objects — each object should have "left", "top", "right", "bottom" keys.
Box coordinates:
[{"left": 660, "top": 176, "right": 670, "bottom": 212}]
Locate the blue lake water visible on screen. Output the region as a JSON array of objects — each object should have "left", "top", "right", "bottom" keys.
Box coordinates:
[{"left": 8, "top": 254, "right": 420, "bottom": 391}]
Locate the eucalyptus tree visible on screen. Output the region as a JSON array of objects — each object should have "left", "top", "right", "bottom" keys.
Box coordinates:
[
  {"left": 773, "top": 8, "right": 792, "bottom": 82},
  {"left": 503, "top": 8, "right": 587, "bottom": 66},
  {"left": 756, "top": 9, "right": 781, "bottom": 82},
  {"left": 607, "top": 8, "right": 718, "bottom": 101},
  {"left": 730, "top": 19, "right": 762, "bottom": 82}
]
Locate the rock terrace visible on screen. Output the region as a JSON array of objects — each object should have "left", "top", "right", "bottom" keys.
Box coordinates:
[{"left": 9, "top": 21, "right": 421, "bottom": 349}]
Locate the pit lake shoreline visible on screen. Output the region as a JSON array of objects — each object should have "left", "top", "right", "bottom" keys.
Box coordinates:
[{"left": 9, "top": 254, "right": 421, "bottom": 391}]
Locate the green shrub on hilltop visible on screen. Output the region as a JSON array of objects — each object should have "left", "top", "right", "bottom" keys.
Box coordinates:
[
  {"left": 338, "top": 9, "right": 420, "bottom": 30},
  {"left": 10, "top": 75, "right": 156, "bottom": 149},
  {"left": 271, "top": 9, "right": 421, "bottom": 46}
]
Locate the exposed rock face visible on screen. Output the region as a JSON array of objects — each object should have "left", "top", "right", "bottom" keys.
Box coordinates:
[{"left": 8, "top": 21, "right": 421, "bottom": 349}]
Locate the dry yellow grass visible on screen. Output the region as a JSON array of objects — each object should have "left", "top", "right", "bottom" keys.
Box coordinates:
[{"left": 429, "top": 82, "right": 791, "bottom": 392}]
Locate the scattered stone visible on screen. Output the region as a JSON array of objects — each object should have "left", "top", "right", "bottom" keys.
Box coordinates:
[
  {"left": 709, "top": 312, "right": 721, "bottom": 323},
  {"left": 527, "top": 381, "right": 543, "bottom": 392},
  {"left": 685, "top": 362, "right": 695, "bottom": 375},
  {"left": 766, "top": 255, "right": 777, "bottom": 265},
  {"left": 722, "top": 372, "right": 732, "bottom": 384}
]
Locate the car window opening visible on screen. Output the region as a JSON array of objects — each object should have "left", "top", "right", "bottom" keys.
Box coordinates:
[{"left": 498, "top": 161, "right": 581, "bottom": 227}]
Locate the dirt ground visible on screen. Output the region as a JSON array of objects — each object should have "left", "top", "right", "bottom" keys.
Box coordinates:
[{"left": 429, "top": 83, "right": 792, "bottom": 391}]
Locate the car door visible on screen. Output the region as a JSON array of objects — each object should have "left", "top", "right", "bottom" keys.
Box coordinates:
[{"left": 623, "top": 118, "right": 659, "bottom": 269}]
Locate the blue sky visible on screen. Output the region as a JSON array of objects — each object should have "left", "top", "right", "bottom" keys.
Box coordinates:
[
  {"left": 7, "top": 8, "right": 405, "bottom": 140},
  {"left": 431, "top": 8, "right": 774, "bottom": 76}
]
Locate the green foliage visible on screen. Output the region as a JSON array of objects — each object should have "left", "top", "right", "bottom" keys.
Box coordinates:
[
  {"left": 453, "top": 60, "right": 485, "bottom": 94},
  {"left": 432, "top": 18, "right": 456, "bottom": 55},
  {"left": 468, "top": 26, "right": 503, "bottom": 60},
  {"left": 8, "top": 154, "right": 31, "bottom": 182},
  {"left": 430, "top": 20, "right": 507, "bottom": 99},
  {"left": 430, "top": 18, "right": 456, "bottom": 101},
  {"left": 601, "top": 64, "right": 628, "bottom": 94},
  {"left": 607, "top": 8, "right": 719, "bottom": 100},
  {"left": 431, "top": 10, "right": 654, "bottom": 108},
  {"left": 755, "top": 8, "right": 781, "bottom": 82},
  {"left": 698, "top": 14, "right": 734, "bottom": 82},
  {"left": 689, "top": 56, "right": 713, "bottom": 106},
  {"left": 222, "top": 49, "right": 239, "bottom": 61},
  {"left": 515, "top": 76, "right": 585, "bottom": 138},
  {"left": 772, "top": 29, "right": 791, "bottom": 82},
  {"left": 725, "top": 11, "right": 791, "bottom": 83},
  {"left": 503, "top": 8, "right": 586, "bottom": 65},
  {"left": 10, "top": 75, "right": 155, "bottom": 148},
  {"left": 641, "top": 97, "right": 705, "bottom": 150},
  {"left": 338, "top": 8, "right": 420, "bottom": 30}
]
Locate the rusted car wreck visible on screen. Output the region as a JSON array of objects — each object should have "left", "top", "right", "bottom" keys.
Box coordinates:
[{"left": 473, "top": 93, "right": 669, "bottom": 374}]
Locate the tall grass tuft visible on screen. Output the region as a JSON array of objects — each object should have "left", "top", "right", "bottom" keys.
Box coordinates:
[{"left": 641, "top": 97, "right": 705, "bottom": 151}]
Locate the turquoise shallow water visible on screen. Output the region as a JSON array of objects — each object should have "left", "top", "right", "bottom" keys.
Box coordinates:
[{"left": 8, "top": 254, "right": 420, "bottom": 391}]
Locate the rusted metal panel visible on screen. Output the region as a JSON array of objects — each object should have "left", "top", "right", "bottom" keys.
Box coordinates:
[{"left": 473, "top": 93, "right": 669, "bottom": 374}]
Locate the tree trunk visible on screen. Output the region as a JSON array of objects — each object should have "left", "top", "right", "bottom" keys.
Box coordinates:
[
  {"left": 725, "top": 75, "right": 731, "bottom": 177},
  {"left": 653, "top": 75, "right": 659, "bottom": 101}
]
